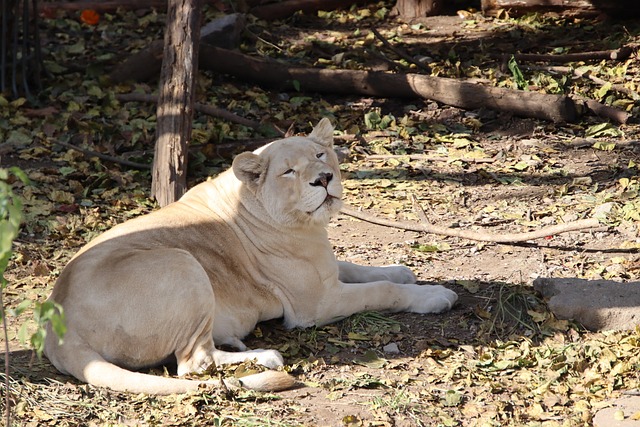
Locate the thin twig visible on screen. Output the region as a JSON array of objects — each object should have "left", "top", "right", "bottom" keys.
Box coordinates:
[
  {"left": 1, "top": 287, "right": 12, "bottom": 427},
  {"left": 367, "top": 154, "right": 496, "bottom": 163},
  {"left": 51, "top": 139, "right": 151, "bottom": 169},
  {"left": 370, "top": 28, "right": 431, "bottom": 74},
  {"left": 527, "top": 65, "right": 640, "bottom": 100},
  {"left": 509, "top": 47, "right": 633, "bottom": 64},
  {"left": 115, "top": 93, "right": 268, "bottom": 130},
  {"left": 411, "top": 194, "right": 430, "bottom": 224},
  {"left": 340, "top": 204, "right": 602, "bottom": 243}
]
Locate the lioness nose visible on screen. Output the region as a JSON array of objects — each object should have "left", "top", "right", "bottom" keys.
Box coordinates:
[{"left": 311, "top": 172, "right": 333, "bottom": 188}]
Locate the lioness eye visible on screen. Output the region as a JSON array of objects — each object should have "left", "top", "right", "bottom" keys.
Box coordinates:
[
  {"left": 316, "top": 152, "right": 325, "bottom": 159},
  {"left": 283, "top": 169, "right": 295, "bottom": 176}
]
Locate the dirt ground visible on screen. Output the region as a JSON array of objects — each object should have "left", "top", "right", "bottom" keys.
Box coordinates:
[{"left": 2, "top": 4, "right": 640, "bottom": 427}]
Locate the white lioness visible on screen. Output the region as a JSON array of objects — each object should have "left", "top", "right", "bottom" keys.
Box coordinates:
[{"left": 44, "top": 118, "right": 458, "bottom": 395}]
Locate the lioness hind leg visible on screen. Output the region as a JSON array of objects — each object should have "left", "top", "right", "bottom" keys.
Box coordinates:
[{"left": 175, "top": 322, "right": 284, "bottom": 373}]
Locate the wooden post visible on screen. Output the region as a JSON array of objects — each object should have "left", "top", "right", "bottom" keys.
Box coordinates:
[{"left": 151, "top": 0, "right": 201, "bottom": 207}]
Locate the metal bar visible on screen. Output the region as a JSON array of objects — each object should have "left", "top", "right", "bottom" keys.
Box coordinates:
[
  {"left": 21, "top": 0, "right": 31, "bottom": 98},
  {"left": 1, "top": 0, "right": 8, "bottom": 92},
  {"left": 11, "top": 0, "right": 19, "bottom": 97}
]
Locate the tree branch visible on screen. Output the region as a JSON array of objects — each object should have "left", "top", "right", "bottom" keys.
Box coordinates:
[
  {"left": 340, "top": 203, "right": 603, "bottom": 243},
  {"left": 510, "top": 47, "right": 633, "bottom": 64},
  {"left": 52, "top": 139, "right": 151, "bottom": 169},
  {"left": 370, "top": 28, "right": 431, "bottom": 74},
  {"left": 116, "top": 93, "right": 265, "bottom": 130}
]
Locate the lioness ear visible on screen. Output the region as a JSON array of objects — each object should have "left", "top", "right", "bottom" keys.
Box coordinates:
[
  {"left": 309, "top": 118, "right": 334, "bottom": 148},
  {"left": 233, "top": 152, "right": 265, "bottom": 190}
]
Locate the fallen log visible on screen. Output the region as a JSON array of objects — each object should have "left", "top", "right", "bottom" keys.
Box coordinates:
[
  {"left": 112, "top": 42, "right": 634, "bottom": 123},
  {"left": 110, "top": 40, "right": 164, "bottom": 83},
  {"left": 577, "top": 97, "right": 631, "bottom": 124},
  {"left": 250, "top": 0, "right": 366, "bottom": 20},
  {"left": 196, "top": 45, "right": 578, "bottom": 122},
  {"left": 38, "top": 0, "right": 220, "bottom": 13},
  {"left": 481, "top": 0, "right": 633, "bottom": 17},
  {"left": 110, "top": 14, "right": 246, "bottom": 83}
]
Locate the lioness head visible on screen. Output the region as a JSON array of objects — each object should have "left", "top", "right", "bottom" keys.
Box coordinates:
[{"left": 233, "top": 118, "right": 343, "bottom": 227}]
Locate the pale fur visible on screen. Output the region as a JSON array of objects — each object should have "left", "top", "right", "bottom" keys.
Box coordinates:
[{"left": 43, "top": 118, "right": 458, "bottom": 395}]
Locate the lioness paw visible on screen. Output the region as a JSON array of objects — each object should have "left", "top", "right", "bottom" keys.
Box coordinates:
[
  {"left": 408, "top": 285, "right": 458, "bottom": 314},
  {"left": 384, "top": 265, "right": 417, "bottom": 284},
  {"left": 247, "top": 349, "right": 285, "bottom": 369},
  {"left": 213, "top": 348, "right": 284, "bottom": 369}
]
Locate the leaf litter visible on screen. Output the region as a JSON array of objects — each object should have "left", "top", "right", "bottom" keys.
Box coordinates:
[{"left": 1, "top": 2, "right": 640, "bottom": 426}]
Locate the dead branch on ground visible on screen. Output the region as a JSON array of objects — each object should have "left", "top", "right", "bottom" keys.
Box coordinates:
[
  {"left": 250, "top": 0, "right": 366, "bottom": 20},
  {"left": 370, "top": 28, "right": 431, "bottom": 74},
  {"left": 366, "top": 154, "right": 496, "bottom": 163},
  {"left": 509, "top": 47, "right": 633, "bottom": 64},
  {"left": 576, "top": 97, "right": 632, "bottom": 124},
  {"left": 115, "top": 93, "right": 268, "bottom": 130},
  {"left": 340, "top": 202, "right": 603, "bottom": 243},
  {"left": 51, "top": 139, "right": 151, "bottom": 169}
]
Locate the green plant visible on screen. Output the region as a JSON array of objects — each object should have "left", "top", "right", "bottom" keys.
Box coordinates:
[{"left": 0, "top": 167, "right": 65, "bottom": 426}]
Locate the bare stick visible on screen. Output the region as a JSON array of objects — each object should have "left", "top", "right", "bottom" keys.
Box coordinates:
[
  {"left": 52, "top": 139, "right": 151, "bottom": 169},
  {"left": 2, "top": 285, "right": 11, "bottom": 427},
  {"left": 366, "top": 154, "right": 496, "bottom": 163},
  {"left": 116, "top": 93, "right": 266, "bottom": 130},
  {"left": 530, "top": 65, "right": 640, "bottom": 100},
  {"left": 370, "top": 28, "right": 431, "bottom": 74},
  {"left": 511, "top": 47, "right": 632, "bottom": 64},
  {"left": 340, "top": 204, "right": 602, "bottom": 243}
]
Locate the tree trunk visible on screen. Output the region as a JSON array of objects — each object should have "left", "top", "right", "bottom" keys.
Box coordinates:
[
  {"left": 151, "top": 0, "right": 201, "bottom": 207},
  {"left": 394, "top": 0, "right": 442, "bottom": 18}
]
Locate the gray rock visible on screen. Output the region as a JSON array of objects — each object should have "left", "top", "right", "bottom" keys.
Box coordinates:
[
  {"left": 200, "top": 13, "right": 246, "bottom": 49},
  {"left": 594, "top": 395, "right": 640, "bottom": 427},
  {"left": 533, "top": 277, "right": 640, "bottom": 331},
  {"left": 383, "top": 342, "right": 400, "bottom": 354}
]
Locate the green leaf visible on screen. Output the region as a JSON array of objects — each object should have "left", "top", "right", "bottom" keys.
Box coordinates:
[
  {"left": 586, "top": 123, "right": 623, "bottom": 138},
  {"left": 507, "top": 55, "right": 528, "bottom": 90},
  {"left": 592, "top": 140, "right": 616, "bottom": 151},
  {"left": 364, "top": 111, "right": 381, "bottom": 129},
  {"left": 595, "top": 82, "right": 612, "bottom": 100},
  {"left": 17, "top": 322, "right": 31, "bottom": 346},
  {"left": 354, "top": 350, "right": 387, "bottom": 368},
  {"left": 6, "top": 129, "right": 32, "bottom": 147},
  {"left": 443, "top": 390, "right": 463, "bottom": 407},
  {"left": 9, "top": 299, "right": 32, "bottom": 316}
]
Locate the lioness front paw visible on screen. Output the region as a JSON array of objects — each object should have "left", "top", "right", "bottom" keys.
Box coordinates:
[
  {"left": 384, "top": 265, "right": 417, "bottom": 284},
  {"left": 409, "top": 285, "right": 458, "bottom": 314}
]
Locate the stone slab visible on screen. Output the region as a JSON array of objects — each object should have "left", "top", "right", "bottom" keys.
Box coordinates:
[
  {"left": 533, "top": 278, "right": 640, "bottom": 331},
  {"left": 594, "top": 396, "right": 640, "bottom": 427}
]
